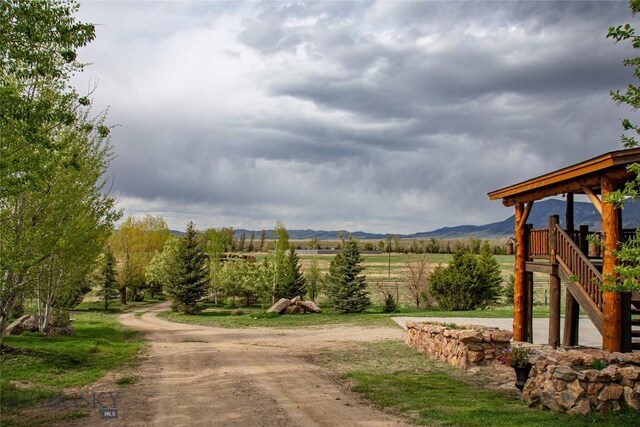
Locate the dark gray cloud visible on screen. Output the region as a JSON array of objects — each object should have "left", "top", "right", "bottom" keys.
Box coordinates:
[{"left": 75, "top": 1, "right": 638, "bottom": 233}]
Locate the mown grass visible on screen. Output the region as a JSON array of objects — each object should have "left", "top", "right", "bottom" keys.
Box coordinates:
[
  {"left": 159, "top": 302, "right": 551, "bottom": 329},
  {"left": 0, "top": 311, "right": 142, "bottom": 424},
  {"left": 315, "top": 341, "right": 640, "bottom": 426}
]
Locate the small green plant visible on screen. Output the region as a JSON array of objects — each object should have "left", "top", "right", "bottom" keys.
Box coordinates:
[
  {"left": 591, "top": 358, "right": 609, "bottom": 370},
  {"left": 231, "top": 309, "right": 244, "bottom": 316},
  {"left": 382, "top": 293, "right": 398, "bottom": 313},
  {"left": 442, "top": 322, "right": 458, "bottom": 329}
]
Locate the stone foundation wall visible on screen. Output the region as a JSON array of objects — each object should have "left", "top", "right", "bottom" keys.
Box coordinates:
[
  {"left": 405, "top": 321, "right": 513, "bottom": 369},
  {"left": 523, "top": 349, "right": 640, "bottom": 414}
]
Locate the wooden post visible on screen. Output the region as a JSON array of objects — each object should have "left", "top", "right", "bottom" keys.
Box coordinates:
[
  {"left": 601, "top": 176, "right": 622, "bottom": 352},
  {"left": 566, "top": 193, "right": 574, "bottom": 232},
  {"left": 525, "top": 224, "right": 534, "bottom": 343},
  {"left": 513, "top": 203, "right": 527, "bottom": 342},
  {"left": 548, "top": 215, "right": 560, "bottom": 348}
]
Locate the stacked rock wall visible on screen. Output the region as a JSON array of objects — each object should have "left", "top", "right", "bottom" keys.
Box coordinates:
[
  {"left": 405, "top": 321, "right": 513, "bottom": 369},
  {"left": 523, "top": 349, "right": 640, "bottom": 414}
]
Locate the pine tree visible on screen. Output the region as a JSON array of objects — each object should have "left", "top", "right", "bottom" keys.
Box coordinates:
[
  {"left": 100, "top": 246, "right": 119, "bottom": 311},
  {"left": 326, "top": 239, "right": 370, "bottom": 313},
  {"left": 276, "top": 248, "right": 306, "bottom": 299},
  {"left": 166, "top": 222, "right": 208, "bottom": 313},
  {"left": 478, "top": 242, "right": 504, "bottom": 304}
]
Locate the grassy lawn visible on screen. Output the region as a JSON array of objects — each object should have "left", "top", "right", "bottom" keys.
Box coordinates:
[
  {"left": 0, "top": 311, "right": 143, "bottom": 425},
  {"left": 313, "top": 341, "right": 640, "bottom": 426},
  {"left": 158, "top": 302, "right": 551, "bottom": 329}
]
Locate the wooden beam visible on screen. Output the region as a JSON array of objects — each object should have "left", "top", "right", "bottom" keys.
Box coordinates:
[
  {"left": 548, "top": 215, "right": 560, "bottom": 348},
  {"left": 498, "top": 169, "right": 633, "bottom": 207},
  {"left": 517, "top": 201, "right": 534, "bottom": 230},
  {"left": 582, "top": 186, "right": 603, "bottom": 215},
  {"left": 513, "top": 203, "right": 527, "bottom": 342},
  {"left": 566, "top": 193, "right": 574, "bottom": 231},
  {"left": 601, "top": 176, "right": 621, "bottom": 352}
]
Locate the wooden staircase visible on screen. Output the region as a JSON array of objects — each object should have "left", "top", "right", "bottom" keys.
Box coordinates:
[
  {"left": 553, "top": 225, "right": 639, "bottom": 351},
  {"left": 632, "top": 295, "right": 640, "bottom": 350}
]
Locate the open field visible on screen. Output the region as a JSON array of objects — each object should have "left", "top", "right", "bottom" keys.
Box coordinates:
[{"left": 251, "top": 251, "right": 562, "bottom": 311}]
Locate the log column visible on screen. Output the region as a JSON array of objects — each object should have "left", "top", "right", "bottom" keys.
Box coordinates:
[
  {"left": 601, "top": 177, "right": 621, "bottom": 352},
  {"left": 548, "top": 215, "right": 561, "bottom": 348},
  {"left": 513, "top": 203, "right": 527, "bottom": 342},
  {"left": 525, "top": 224, "right": 534, "bottom": 343}
]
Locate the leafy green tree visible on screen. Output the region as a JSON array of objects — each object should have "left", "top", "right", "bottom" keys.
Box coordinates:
[
  {"left": 306, "top": 258, "right": 323, "bottom": 302},
  {"left": 604, "top": 0, "right": 640, "bottom": 291},
  {"left": 326, "top": 239, "right": 371, "bottom": 313},
  {"left": 108, "top": 215, "right": 170, "bottom": 302},
  {"left": 100, "top": 246, "right": 119, "bottom": 311},
  {"left": 268, "top": 221, "right": 289, "bottom": 303},
  {"left": 430, "top": 249, "right": 502, "bottom": 311},
  {"left": 166, "top": 222, "right": 207, "bottom": 314},
  {"left": 145, "top": 236, "right": 180, "bottom": 297},
  {"left": 0, "top": 0, "right": 120, "bottom": 344}
]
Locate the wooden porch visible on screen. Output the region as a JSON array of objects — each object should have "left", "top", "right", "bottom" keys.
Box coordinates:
[{"left": 488, "top": 148, "right": 640, "bottom": 352}]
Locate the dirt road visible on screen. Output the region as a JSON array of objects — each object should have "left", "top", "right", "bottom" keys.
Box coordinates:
[{"left": 62, "top": 304, "right": 408, "bottom": 427}]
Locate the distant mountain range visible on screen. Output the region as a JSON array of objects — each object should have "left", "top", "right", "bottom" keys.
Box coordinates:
[{"left": 170, "top": 199, "right": 639, "bottom": 240}]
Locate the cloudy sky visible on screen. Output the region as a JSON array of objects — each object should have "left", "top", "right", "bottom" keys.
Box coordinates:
[{"left": 75, "top": 0, "right": 637, "bottom": 234}]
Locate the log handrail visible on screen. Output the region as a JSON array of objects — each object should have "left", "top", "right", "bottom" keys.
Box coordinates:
[{"left": 554, "top": 224, "right": 603, "bottom": 310}]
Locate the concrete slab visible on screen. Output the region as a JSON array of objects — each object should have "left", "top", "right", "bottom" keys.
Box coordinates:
[{"left": 392, "top": 316, "right": 602, "bottom": 348}]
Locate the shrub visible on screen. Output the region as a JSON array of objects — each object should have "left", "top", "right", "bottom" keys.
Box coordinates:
[
  {"left": 430, "top": 249, "right": 503, "bottom": 311},
  {"left": 382, "top": 293, "right": 398, "bottom": 313}
]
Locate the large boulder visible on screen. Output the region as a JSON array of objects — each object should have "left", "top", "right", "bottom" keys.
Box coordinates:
[
  {"left": 266, "top": 298, "right": 291, "bottom": 314},
  {"left": 295, "top": 300, "right": 322, "bottom": 313},
  {"left": 6, "top": 315, "right": 30, "bottom": 335},
  {"left": 21, "top": 315, "right": 41, "bottom": 332},
  {"left": 284, "top": 305, "right": 305, "bottom": 315}
]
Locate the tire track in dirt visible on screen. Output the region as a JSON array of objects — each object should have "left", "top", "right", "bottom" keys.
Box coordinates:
[{"left": 59, "top": 303, "right": 408, "bottom": 427}]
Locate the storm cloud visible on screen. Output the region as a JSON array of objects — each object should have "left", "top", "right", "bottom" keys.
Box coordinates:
[{"left": 75, "top": 1, "right": 638, "bottom": 233}]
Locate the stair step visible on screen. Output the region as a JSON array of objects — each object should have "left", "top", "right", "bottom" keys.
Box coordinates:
[
  {"left": 633, "top": 342, "right": 640, "bottom": 350},
  {"left": 632, "top": 331, "right": 640, "bottom": 337}
]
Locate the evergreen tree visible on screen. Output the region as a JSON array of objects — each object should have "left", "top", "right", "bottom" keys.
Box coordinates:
[
  {"left": 166, "top": 222, "right": 208, "bottom": 313},
  {"left": 478, "top": 242, "right": 504, "bottom": 302},
  {"left": 276, "top": 248, "right": 306, "bottom": 299},
  {"left": 430, "top": 249, "right": 502, "bottom": 310},
  {"left": 326, "top": 239, "right": 371, "bottom": 313},
  {"left": 100, "top": 246, "right": 119, "bottom": 311}
]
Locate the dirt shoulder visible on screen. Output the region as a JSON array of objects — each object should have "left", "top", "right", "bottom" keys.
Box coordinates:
[{"left": 54, "top": 303, "right": 409, "bottom": 427}]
